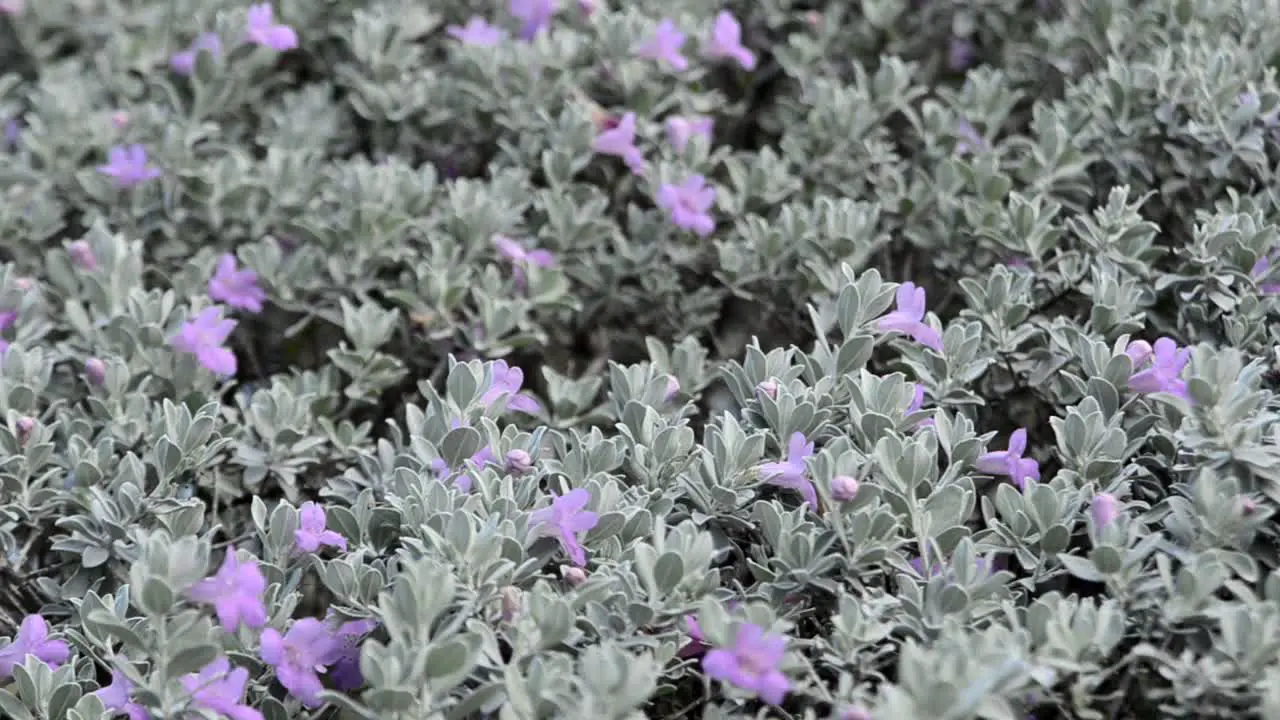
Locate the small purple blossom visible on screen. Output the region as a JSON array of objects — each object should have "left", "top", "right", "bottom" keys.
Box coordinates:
[
  {"left": 295, "top": 502, "right": 347, "bottom": 554},
  {"left": 187, "top": 546, "right": 268, "bottom": 632},
  {"left": 657, "top": 175, "right": 716, "bottom": 236},
  {"left": 94, "top": 669, "right": 150, "bottom": 720},
  {"left": 702, "top": 623, "right": 790, "bottom": 705},
  {"left": 481, "top": 359, "right": 542, "bottom": 414},
  {"left": 0, "top": 310, "right": 15, "bottom": 355},
  {"left": 636, "top": 19, "right": 688, "bottom": 70},
  {"left": 956, "top": 119, "right": 987, "bottom": 155},
  {"left": 3, "top": 119, "right": 20, "bottom": 149},
  {"left": 447, "top": 16, "right": 506, "bottom": 46},
  {"left": 326, "top": 618, "right": 378, "bottom": 690},
  {"left": 1250, "top": 254, "right": 1280, "bottom": 294},
  {"left": 904, "top": 383, "right": 935, "bottom": 429},
  {"left": 510, "top": 0, "right": 555, "bottom": 40},
  {"left": 171, "top": 306, "right": 238, "bottom": 376},
  {"left": 591, "top": 112, "right": 645, "bottom": 173},
  {"left": 702, "top": 12, "right": 755, "bottom": 70},
  {"left": 530, "top": 488, "right": 599, "bottom": 567},
  {"left": 948, "top": 36, "right": 975, "bottom": 71},
  {"left": 97, "top": 145, "right": 161, "bottom": 188},
  {"left": 494, "top": 235, "right": 556, "bottom": 290},
  {"left": 1127, "top": 337, "right": 1189, "bottom": 399},
  {"left": 259, "top": 618, "right": 334, "bottom": 708},
  {"left": 170, "top": 33, "right": 222, "bottom": 75},
  {"left": 208, "top": 254, "right": 267, "bottom": 313},
  {"left": 665, "top": 115, "right": 714, "bottom": 153},
  {"left": 758, "top": 432, "right": 817, "bottom": 509},
  {"left": 0, "top": 615, "right": 70, "bottom": 679},
  {"left": 182, "top": 658, "right": 263, "bottom": 720},
  {"left": 877, "top": 282, "right": 944, "bottom": 352},
  {"left": 678, "top": 616, "right": 709, "bottom": 658},
  {"left": 246, "top": 3, "right": 297, "bottom": 51},
  {"left": 84, "top": 357, "right": 106, "bottom": 386},
  {"left": 1090, "top": 493, "right": 1119, "bottom": 530},
  {"left": 830, "top": 475, "right": 859, "bottom": 502},
  {"left": 68, "top": 239, "right": 98, "bottom": 271},
  {"left": 975, "top": 428, "right": 1040, "bottom": 489}
]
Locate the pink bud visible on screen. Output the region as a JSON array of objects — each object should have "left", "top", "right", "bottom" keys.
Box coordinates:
[
  {"left": 1124, "top": 340, "right": 1153, "bottom": 368},
  {"left": 756, "top": 379, "right": 779, "bottom": 399},
  {"left": 15, "top": 416, "right": 35, "bottom": 445},
  {"left": 68, "top": 240, "right": 98, "bottom": 271},
  {"left": 504, "top": 449, "right": 533, "bottom": 476},
  {"left": 1090, "top": 492, "right": 1119, "bottom": 529},
  {"left": 664, "top": 374, "right": 680, "bottom": 401},
  {"left": 500, "top": 586, "right": 521, "bottom": 622},
  {"left": 84, "top": 357, "right": 106, "bottom": 386},
  {"left": 13, "top": 277, "right": 33, "bottom": 292},
  {"left": 838, "top": 708, "right": 872, "bottom": 720},
  {"left": 577, "top": 0, "right": 598, "bottom": 16},
  {"left": 562, "top": 565, "right": 587, "bottom": 586},
  {"left": 110, "top": 111, "right": 129, "bottom": 130},
  {"left": 0, "top": 0, "right": 23, "bottom": 16},
  {"left": 1241, "top": 497, "right": 1259, "bottom": 516},
  {"left": 831, "top": 475, "right": 860, "bottom": 502},
  {"left": 803, "top": 11, "right": 821, "bottom": 26}
]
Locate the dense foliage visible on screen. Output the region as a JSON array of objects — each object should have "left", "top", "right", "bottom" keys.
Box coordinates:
[{"left": 1, "top": 1, "right": 1279, "bottom": 719}]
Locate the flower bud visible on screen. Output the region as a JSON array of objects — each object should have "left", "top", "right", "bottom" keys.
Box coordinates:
[
  {"left": 84, "top": 357, "right": 106, "bottom": 386},
  {"left": 68, "top": 240, "right": 98, "bottom": 271},
  {"left": 15, "top": 416, "right": 35, "bottom": 445},
  {"left": 838, "top": 708, "right": 872, "bottom": 720},
  {"left": 1124, "top": 340, "right": 1153, "bottom": 368},
  {"left": 831, "top": 475, "right": 859, "bottom": 502},
  {"left": 1241, "top": 497, "right": 1259, "bottom": 516},
  {"left": 577, "top": 0, "right": 598, "bottom": 16},
  {"left": 500, "top": 586, "right": 521, "bottom": 622},
  {"left": 756, "top": 379, "right": 779, "bottom": 399},
  {"left": 561, "top": 565, "right": 587, "bottom": 587},
  {"left": 664, "top": 374, "right": 680, "bottom": 401},
  {"left": 14, "top": 277, "right": 33, "bottom": 292},
  {"left": 0, "top": 0, "right": 24, "bottom": 16},
  {"left": 1090, "top": 492, "right": 1119, "bottom": 529},
  {"left": 110, "top": 111, "right": 129, "bottom": 130},
  {"left": 504, "top": 449, "right": 534, "bottom": 476}
]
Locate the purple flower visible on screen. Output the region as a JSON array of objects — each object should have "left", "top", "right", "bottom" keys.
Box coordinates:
[
  {"left": 1127, "top": 337, "right": 1189, "bottom": 399},
  {"left": 481, "top": 359, "right": 541, "bottom": 414},
  {"left": 4, "top": 119, "right": 20, "bottom": 149},
  {"left": 758, "top": 432, "right": 817, "bottom": 509},
  {"left": 665, "top": 115, "right": 713, "bottom": 153},
  {"left": 494, "top": 235, "right": 556, "bottom": 290},
  {"left": 530, "top": 488, "right": 599, "bottom": 567},
  {"left": 431, "top": 445, "right": 498, "bottom": 493},
  {"left": 904, "top": 383, "right": 935, "bottom": 429},
  {"left": 68, "top": 239, "right": 98, "bottom": 270},
  {"left": 171, "top": 306, "right": 238, "bottom": 376},
  {"left": 187, "top": 546, "right": 268, "bottom": 632},
  {"left": 97, "top": 145, "right": 161, "bottom": 188},
  {"left": 94, "top": 669, "right": 150, "bottom": 720},
  {"left": 702, "top": 623, "right": 789, "bottom": 705},
  {"left": 678, "top": 616, "right": 709, "bottom": 658},
  {"left": 208, "top": 254, "right": 267, "bottom": 313},
  {"left": 948, "top": 36, "right": 975, "bottom": 71},
  {"left": 0, "top": 309, "right": 15, "bottom": 355},
  {"left": 1090, "top": 493, "right": 1119, "bottom": 529},
  {"left": 657, "top": 175, "right": 716, "bottom": 236},
  {"left": 510, "top": 0, "right": 555, "bottom": 40},
  {"left": 170, "top": 33, "right": 222, "bottom": 75},
  {"left": 246, "top": 3, "right": 297, "bottom": 50},
  {"left": 326, "top": 618, "right": 378, "bottom": 691},
  {"left": 975, "top": 428, "right": 1040, "bottom": 489},
  {"left": 447, "top": 16, "right": 506, "bottom": 45},
  {"left": 182, "top": 657, "right": 263, "bottom": 720},
  {"left": 259, "top": 618, "right": 334, "bottom": 708},
  {"left": 295, "top": 502, "right": 347, "bottom": 553},
  {"left": 702, "top": 12, "right": 755, "bottom": 70},
  {"left": 0, "top": 615, "right": 71, "bottom": 679},
  {"left": 956, "top": 119, "right": 987, "bottom": 155},
  {"left": 636, "top": 19, "right": 688, "bottom": 70},
  {"left": 1250, "top": 254, "right": 1280, "bottom": 294},
  {"left": 591, "top": 112, "right": 645, "bottom": 173},
  {"left": 877, "top": 283, "right": 943, "bottom": 352}
]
